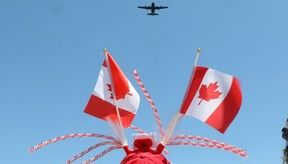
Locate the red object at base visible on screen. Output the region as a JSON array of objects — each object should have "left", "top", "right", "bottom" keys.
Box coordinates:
[
  {"left": 121, "top": 137, "right": 170, "bottom": 164},
  {"left": 121, "top": 152, "right": 170, "bottom": 164},
  {"left": 155, "top": 143, "right": 165, "bottom": 154},
  {"left": 123, "top": 145, "right": 131, "bottom": 155}
]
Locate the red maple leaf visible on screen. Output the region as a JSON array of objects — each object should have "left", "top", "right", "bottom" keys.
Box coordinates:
[
  {"left": 198, "top": 82, "right": 222, "bottom": 105},
  {"left": 106, "top": 83, "right": 132, "bottom": 100},
  {"left": 106, "top": 84, "right": 114, "bottom": 99}
]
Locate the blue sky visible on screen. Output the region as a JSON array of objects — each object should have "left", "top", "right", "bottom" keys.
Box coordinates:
[{"left": 1, "top": 0, "right": 288, "bottom": 163}]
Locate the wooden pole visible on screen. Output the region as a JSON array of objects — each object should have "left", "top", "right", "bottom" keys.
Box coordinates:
[
  {"left": 160, "top": 48, "right": 202, "bottom": 146},
  {"left": 104, "top": 49, "right": 127, "bottom": 146}
]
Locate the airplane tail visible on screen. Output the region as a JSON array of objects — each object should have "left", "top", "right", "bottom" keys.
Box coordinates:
[{"left": 147, "top": 13, "right": 158, "bottom": 16}]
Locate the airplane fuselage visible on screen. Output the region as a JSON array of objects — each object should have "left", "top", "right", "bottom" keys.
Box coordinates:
[{"left": 151, "top": 2, "right": 156, "bottom": 14}]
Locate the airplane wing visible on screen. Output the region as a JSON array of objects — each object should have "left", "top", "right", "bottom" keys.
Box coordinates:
[
  {"left": 137, "top": 6, "right": 152, "bottom": 10},
  {"left": 155, "top": 6, "right": 168, "bottom": 10}
]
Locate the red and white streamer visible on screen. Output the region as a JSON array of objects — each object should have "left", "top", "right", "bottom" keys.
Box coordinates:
[
  {"left": 66, "top": 141, "right": 120, "bottom": 164},
  {"left": 130, "top": 125, "right": 146, "bottom": 134},
  {"left": 82, "top": 146, "right": 122, "bottom": 164},
  {"left": 170, "top": 135, "right": 218, "bottom": 143},
  {"left": 167, "top": 140, "right": 247, "bottom": 158},
  {"left": 29, "top": 133, "right": 119, "bottom": 153},
  {"left": 133, "top": 69, "right": 164, "bottom": 138},
  {"left": 170, "top": 134, "right": 247, "bottom": 157}
]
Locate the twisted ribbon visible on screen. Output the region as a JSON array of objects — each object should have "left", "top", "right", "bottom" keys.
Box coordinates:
[
  {"left": 82, "top": 146, "right": 122, "bottom": 164},
  {"left": 130, "top": 125, "right": 146, "bottom": 134},
  {"left": 29, "top": 133, "right": 118, "bottom": 153},
  {"left": 167, "top": 136, "right": 247, "bottom": 158},
  {"left": 66, "top": 141, "right": 120, "bottom": 163},
  {"left": 133, "top": 69, "right": 164, "bottom": 138}
]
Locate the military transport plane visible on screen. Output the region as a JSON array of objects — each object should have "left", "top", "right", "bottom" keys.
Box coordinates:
[{"left": 138, "top": 2, "right": 168, "bottom": 16}]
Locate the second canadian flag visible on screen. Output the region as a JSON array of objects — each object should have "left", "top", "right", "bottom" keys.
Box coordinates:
[
  {"left": 84, "top": 50, "right": 140, "bottom": 128},
  {"left": 180, "top": 66, "right": 242, "bottom": 133}
]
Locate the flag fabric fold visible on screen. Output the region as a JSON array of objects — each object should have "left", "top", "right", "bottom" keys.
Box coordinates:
[
  {"left": 84, "top": 51, "right": 140, "bottom": 128},
  {"left": 180, "top": 66, "right": 242, "bottom": 133}
]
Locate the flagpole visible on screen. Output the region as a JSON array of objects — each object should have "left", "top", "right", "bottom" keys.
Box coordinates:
[
  {"left": 160, "top": 48, "right": 202, "bottom": 147},
  {"left": 103, "top": 48, "right": 128, "bottom": 146}
]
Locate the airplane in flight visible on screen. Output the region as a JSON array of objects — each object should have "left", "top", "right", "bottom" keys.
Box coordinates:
[{"left": 138, "top": 2, "right": 168, "bottom": 16}]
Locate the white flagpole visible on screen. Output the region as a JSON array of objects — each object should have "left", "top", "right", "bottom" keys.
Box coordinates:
[
  {"left": 160, "top": 48, "right": 202, "bottom": 146},
  {"left": 103, "top": 48, "right": 128, "bottom": 146}
]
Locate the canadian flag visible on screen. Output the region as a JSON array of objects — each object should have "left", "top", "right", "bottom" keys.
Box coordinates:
[
  {"left": 180, "top": 66, "right": 242, "bottom": 133},
  {"left": 84, "top": 51, "right": 140, "bottom": 128}
]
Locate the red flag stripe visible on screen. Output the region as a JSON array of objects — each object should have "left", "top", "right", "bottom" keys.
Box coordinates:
[
  {"left": 180, "top": 66, "right": 208, "bottom": 114},
  {"left": 205, "top": 77, "right": 242, "bottom": 133},
  {"left": 84, "top": 95, "right": 135, "bottom": 128},
  {"left": 106, "top": 52, "right": 131, "bottom": 100},
  {"left": 103, "top": 60, "right": 107, "bottom": 67}
]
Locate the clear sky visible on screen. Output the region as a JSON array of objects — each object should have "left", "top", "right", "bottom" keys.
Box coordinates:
[{"left": 1, "top": 0, "right": 288, "bottom": 163}]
